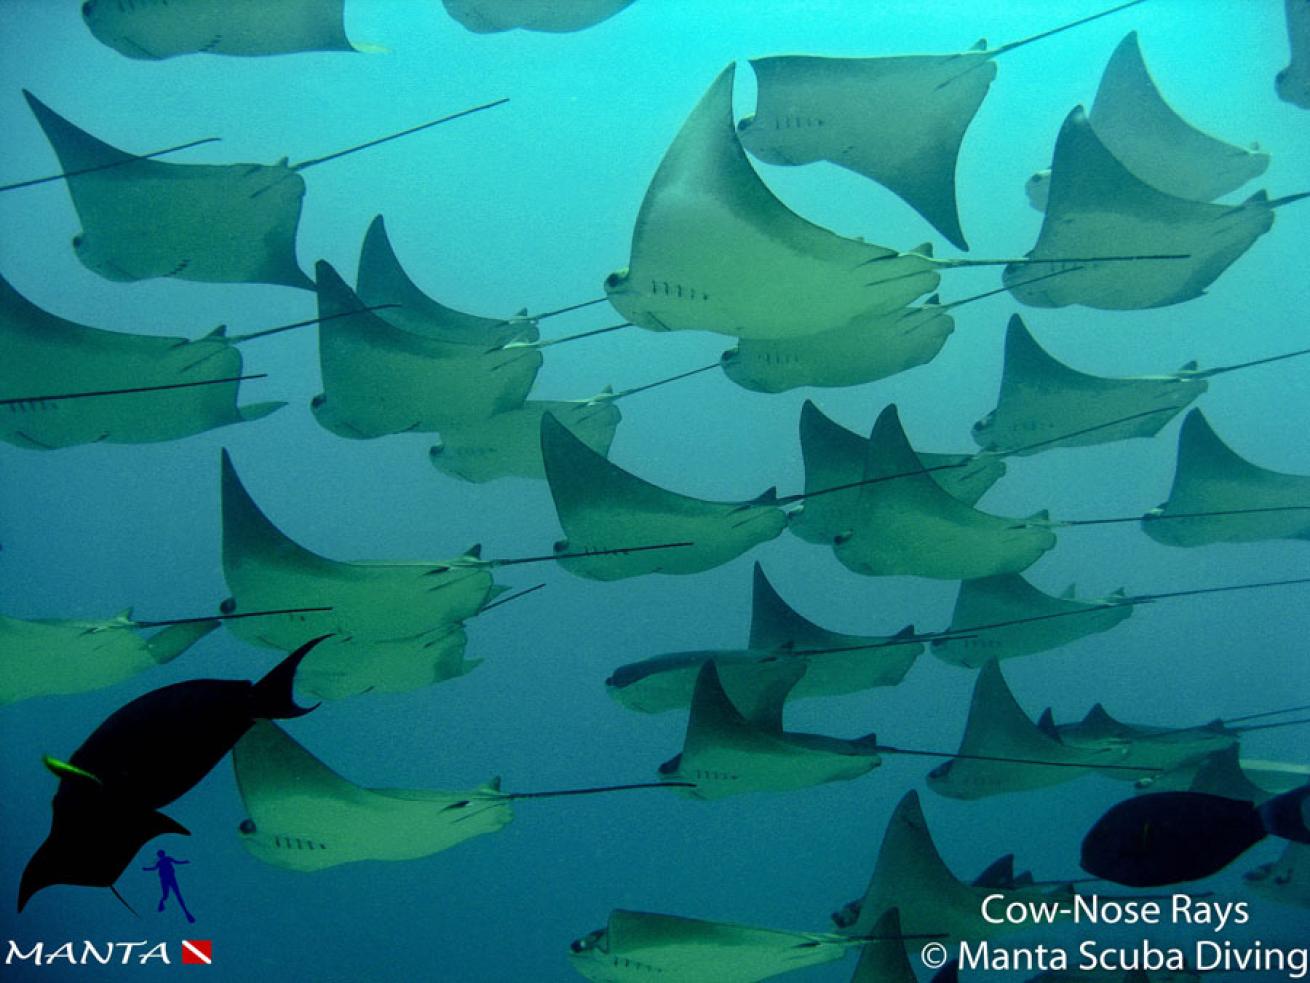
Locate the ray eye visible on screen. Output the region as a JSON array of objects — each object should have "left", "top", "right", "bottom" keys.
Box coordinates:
[
  {"left": 604, "top": 273, "right": 622, "bottom": 289},
  {"left": 310, "top": 394, "right": 326, "bottom": 408},
  {"left": 238, "top": 819, "right": 256, "bottom": 834},
  {"left": 220, "top": 598, "right": 236, "bottom": 614},
  {"left": 72, "top": 234, "right": 84, "bottom": 248}
]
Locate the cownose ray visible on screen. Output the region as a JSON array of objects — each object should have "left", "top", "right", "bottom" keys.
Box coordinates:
[
  {"left": 233, "top": 720, "right": 512, "bottom": 870},
  {"left": 221, "top": 449, "right": 504, "bottom": 697},
  {"left": 0, "top": 612, "right": 217, "bottom": 706},
  {"left": 1005, "top": 105, "right": 1305, "bottom": 310},
  {"left": 737, "top": 1, "right": 1149, "bottom": 250},
  {"left": 926, "top": 659, "right": 1129, "bottom": 800},
  {"left": 1279, "top": 0, "right": 1310, "bottom": 108},
  {"left": 0, "top": 273, "right": 284, "bottom": 450},
  {"left": 833, "top": 790, "right": 1076, "bottom": 944},
  {"left": 1036, "top": 704, "right": 1254, "bottom": 782},
  {"left": 541, "top": 411, "right": 787, "bottom": 580},
  {"left": 656, "top": 660, "right": 883, "bottom": 799},
  {"left": 567, "top": 908, "right": 878, "bottom": 983},
  {"left": 652, "top": 659, "right": 1117, "bottom": 800},
  {"left": 429, "top": 362, "right": 716, "bottom": 484},
  {"left": 1142, "top": 408, "right": 1310, "bottom": 546},
  {"left": 831, "top": 405, "right": 1055, "bottom": 580},
  {"left": 82, "top": 0, "right": 374, "bottom": 60},
  {"left": 442, "top": 0, "right": 636, "bottom": 34},
  {"left": 975, "top": 315, "right": 1310, "bottom": 455},
  {"left": 221, "top": 450, "right": 676, "bottom": 697},
  {"left": 354, "top": 214, "right": 537, "bottom": 350},
  {"left": 603, "top": 65, "right": 1078, "bottom": 343},
  {"left": 932, "top": 573, "right": 1132, "bottom": 667},
  {"left": 606, "top": 561, "right": 922, "bottom": 715},
  {"left": 18, "top": 638, "right": 320, "bottom": 912},
  {"left": 930, "top": 568, "right": 1310, "bottom": 668},
  {"left": 431, "top": 398, "right": 621, "bottom": 484},
  {"left": 20, "top": 90, "right": 505, "bottom": 290},
  {"left": 792, "top": 399, "right": 1005, "bottom": 548},
  {"left": 310, "top": 260, "right": 542, "bottom": 439},
  {"left": 718, "top": 273, "right": 1068, "bottom": 394},
  {"left": 232, "top": 720, "right": 689, "bottom": 873},
  {"left": 1026, "top": 32, "right": 1269, "bottom": 210}
]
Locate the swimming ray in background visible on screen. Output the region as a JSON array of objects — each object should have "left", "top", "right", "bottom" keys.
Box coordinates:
[
  {"left": 1279, "top": 0, "right": 1310, "bottom": 108},
  {"left": 81, "top": 0, "right": 367, "bottom": 60},
  {"left": 831, "top": 405, "right": 1055, "bottom": 580},
  {"left": 1245, "top": 842, "right": 1310, "bottom": 909},
  {"left": 233, "top": 721, "right": 512, "bottom": 871},
  {"left": 442, "top": 0, "right": 636, "bottom": 35},
  {"left": 220, "top": 449, "right": 501, "bottom": 696},
  {"left": 354, "top": 215, "right": 537, "bottom": 349},
  {"left": 567, "top": 907, "right": 864, "bottom": 983},
  {"left": 972, "top": 314, "right": 1205, "bottom": 454},
  {"left": 1005, "top": 106, "right": 1304, "bottom": 310},
  {"left": 792, "top": 400, "right": 1006, "bottom": 548},
  {"left": 926, "top": 660, "right": 1121, "bottom": 799},
  {"left": 429, "top": 364, "right": 715, "bottom": 484},
  {"left": 430, "top": 398, "right": 621, "bottom": 484},
  {"left": 931, "top": 574, "right": 1133, "bottom": 667},
  {"left": 1143, "top": 408, "right": 1310, "bottom": 546},
  {"left": 0, "top": 273, "right": 284, "bottom": 449},
  {"left": 222, "top": 450, "right": 682, "bottom": 697},
  {"left": 0, "top": 612, "right": 217, "bottom": 706},
  {"left": 603, "top": 66, "right": 1076, "bottom": 343},
  {"left": 21, "top": 91, "right": 506, "bottom": 289},
  {"left": 1037, "top": 704, "right": 1247, "bottom": 782},
  {"left": 738, "top": 1, "right": 1148, "bottom": 250},
  {"left": 1025, "top": 32, "right": 1269, "bottom": 210},
  {"left": 655, "top": 660, "right": 883, "bottom": 799},
  {"left": 541, "top": 412, "right": 787, "bottom": 580},
  {"left": 310, "top": 261, "right": 542, "bottom": 439},
  {"left": 717, "top": 275, "right": 1071, "bottom": 394},
  {"left": 18, "top": 638, "right": 321, "bottom": 912},
  {"left": 973, "top": 315, "right": 1310, "bottom": 455},
  {"left": 833, "top": 790, "right": 1076, "bottom": 945},
  {"left": 605, "top": 562, "right": 921, "bottom": 714}
]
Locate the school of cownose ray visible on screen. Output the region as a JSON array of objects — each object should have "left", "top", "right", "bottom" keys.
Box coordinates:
[{"left": 4, "top": 1, "right": 1310, "bottom": 980}]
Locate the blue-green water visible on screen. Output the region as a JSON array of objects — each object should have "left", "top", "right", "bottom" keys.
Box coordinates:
[{"left": 1, "top": 1, "right": 1307, "bottom": 980}]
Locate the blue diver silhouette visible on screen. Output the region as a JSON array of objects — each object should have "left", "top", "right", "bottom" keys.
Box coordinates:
[{"left": 142, "top": 849, "right": 195, "bottom": 923}]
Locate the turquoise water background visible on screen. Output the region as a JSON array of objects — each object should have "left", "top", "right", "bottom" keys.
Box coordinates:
[{"left": 1, "top": 1, "right": 1307, "bottom": 980}]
